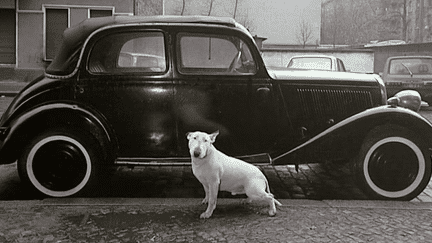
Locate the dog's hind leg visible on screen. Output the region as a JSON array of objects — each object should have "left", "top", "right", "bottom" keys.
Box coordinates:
[
  {"left": 245, "top": 179, "right": 278, "bottom": 216},
  {"left": 265, "top": 194, "right": 277, "bottom": 217}
]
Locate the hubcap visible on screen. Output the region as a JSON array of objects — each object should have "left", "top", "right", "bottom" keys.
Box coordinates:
[
  {"left": 32, "top": 140, "right": 87, "bottom": 191},
  {"left": 368, "top": 142, "right": 418, "bottom": 191}
]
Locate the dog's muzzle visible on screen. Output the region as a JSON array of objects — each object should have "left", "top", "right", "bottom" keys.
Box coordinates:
[
  {"left": 191, "top": 145, "right": 206, "bottom": 159},
  {"left": 193, "top": 149, "right": 201, "bottom": 158}
]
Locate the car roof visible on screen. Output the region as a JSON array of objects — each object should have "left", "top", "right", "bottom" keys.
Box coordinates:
[
  {"left": 46, "top": 15, "right": 243, "bottom": 77},
  {"left": 65, "top": 15, "right": 237, "bottom": 44},
  {"left": 387, "top": 56, "right": 432, "bottom": 60},
  {"left": 290, "top": 55, "right": 335, "bottom": 59}
]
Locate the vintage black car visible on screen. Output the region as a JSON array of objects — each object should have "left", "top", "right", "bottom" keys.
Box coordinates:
[{"left": 1, "top": 15, "right": 432, "bottom": 200}]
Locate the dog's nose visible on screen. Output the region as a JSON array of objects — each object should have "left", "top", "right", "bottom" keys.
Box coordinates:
[{"left": 193, "top": 150, "right": 201, "bottom": 158}]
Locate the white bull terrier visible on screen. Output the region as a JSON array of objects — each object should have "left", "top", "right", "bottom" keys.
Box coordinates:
[{"left": 187, "top": 130, "right": 282, "bottom": 219}]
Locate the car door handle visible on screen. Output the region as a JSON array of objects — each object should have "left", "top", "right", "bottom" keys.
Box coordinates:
[
  {"left": 257, "top": 87, "right": 270, "bottom": 93},
  {"left": 75, "top": 85, "right": 85, "bottom": 94}
]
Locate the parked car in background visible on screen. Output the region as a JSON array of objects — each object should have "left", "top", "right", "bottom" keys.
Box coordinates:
[
  {"left": 287, "top": 55, "right": 347, "bottom": 72},
  {"left": 382, "top": 56, "right": 432, "bottom": 105},
  {"left": 118, "top": 52, "right": 166, "bottom": 72},
  {"left": 0, "top": 16, "right": 431, "bottom": 201}
]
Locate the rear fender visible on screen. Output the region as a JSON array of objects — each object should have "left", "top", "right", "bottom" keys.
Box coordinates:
[
  {"left": 272, "top": 106, "right": 432, "bottom": 165},
  {"left": 0, "top": 102, "right": 117, "bottom": 165}
]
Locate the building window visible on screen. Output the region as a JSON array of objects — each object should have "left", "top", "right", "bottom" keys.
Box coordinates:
[
  {"left": 90, "top": 9, "right": 113, "bottom": 18},
  {"left": 45, "top": 8, "right": 68, "bottom": 60},
  {"left": 45, "top": 6, "right": 114, "bottom": 61},
  {"left": 0, "top": 8, "right": 16, "bottom": 64}
]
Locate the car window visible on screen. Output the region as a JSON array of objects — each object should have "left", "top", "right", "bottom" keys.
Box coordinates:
[
  {"left": 389, "top": 58, "right": 432, "bottom": 75},
  {"left": 177, "top": 33, "right": 256, "bottom": 75},
  {"left": 88, "top": 32, "right": 166, "bottom": 74},
  {"left": 287, "top": 57, "right": 332, "bottom": 70}
]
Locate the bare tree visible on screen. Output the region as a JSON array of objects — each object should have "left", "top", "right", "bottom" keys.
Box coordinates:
[
  {"left": 321, "top": 0, "right": 413, "bottom": 45},
  {"left": 383, "top": 0, "right": 409, "bottom": 41},
  {"left": 233, "top": 0, "right": 239, "bottom": 19},
  {"left": 181, "top": 0, "right": 185, "bottom": 15},
  {"left": 297, "top": 18, "right": 314, "bottom": 48},
  {"left": 208, "top": 0, "right": 214, "bottom": 16}
]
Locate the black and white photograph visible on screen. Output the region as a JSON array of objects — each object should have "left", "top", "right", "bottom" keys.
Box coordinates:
[{"left": 1, "top": 0, "right": 432, "bottom": 242}]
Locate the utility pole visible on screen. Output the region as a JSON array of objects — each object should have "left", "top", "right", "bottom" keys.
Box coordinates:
[{"left": 419, "top": 0, "right": 425, "bottom": 42}]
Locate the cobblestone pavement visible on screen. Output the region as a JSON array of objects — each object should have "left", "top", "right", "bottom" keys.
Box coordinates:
[
  {"left": 1, "top": 83, "right": 432, "bottom": 242},
  {"left": 106, "top": 161, "right": 430, "bottom": 202},
  {"left": 1, "top": 199, "right": 432, "bottom": 242}
]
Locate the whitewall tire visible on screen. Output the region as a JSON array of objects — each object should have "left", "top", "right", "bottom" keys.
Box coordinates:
[
  {"left": 354, "top": 126, "right": 431, "bottom": 200},
  {"left": 18, "top": 129, "right": 100, "bottom": 197}
]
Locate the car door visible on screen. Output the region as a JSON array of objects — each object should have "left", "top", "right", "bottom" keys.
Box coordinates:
[
  {"left": 76, "top": 29, "right": 176, "bottom": 158},
  {"left": 173, "top": 30, "right": 279, "bottom": 159}
]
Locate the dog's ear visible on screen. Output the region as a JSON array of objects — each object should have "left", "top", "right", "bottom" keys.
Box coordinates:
[
  {"left": 209, "top": 130, "right": 219, "bottom": 143},
  {"left": 186, "top": 132, "right": 192, "bottom": 140}
]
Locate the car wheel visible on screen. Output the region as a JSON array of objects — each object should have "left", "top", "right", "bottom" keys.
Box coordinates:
[
  {"left": 18, "top": 128, "right": 101, "bottom": 197},
  {"left": 353, "top": 125, "right": 431, "bottom": 200}
]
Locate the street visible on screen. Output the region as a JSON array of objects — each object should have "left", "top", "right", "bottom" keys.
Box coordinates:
[
  {"left": 2, "top": 96, "right": 432, "bottom": 242},
  {"left": 0, "top": 95, "right": 432, "bottom": 202}
]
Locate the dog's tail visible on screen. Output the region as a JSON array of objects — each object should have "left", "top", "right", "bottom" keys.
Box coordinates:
[{"left": 265, "top": 178, "right": 282, "bottom": 206}]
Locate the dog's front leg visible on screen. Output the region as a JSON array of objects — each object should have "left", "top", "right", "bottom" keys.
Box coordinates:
[
  {"left": 202, "top": 184, "right": 209, "bottom": 204},
  {"left": 200, "top": 181, "right": 219, "bottom": 219}
]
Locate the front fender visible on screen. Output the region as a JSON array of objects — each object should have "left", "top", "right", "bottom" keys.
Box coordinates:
[
  {"left": 0, "top": 102, "right": 118, "bottom": 165},
  {"left": 272, "top": 105, "right": 432, "bottom": 165}
]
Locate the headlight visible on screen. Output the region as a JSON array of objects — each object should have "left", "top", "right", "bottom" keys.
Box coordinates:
[{"left": 387, "top": 90, "right": 421, "bottom": 112}]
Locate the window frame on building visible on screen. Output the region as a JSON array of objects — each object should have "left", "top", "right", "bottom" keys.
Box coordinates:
[
  {"left": 0, "top": 8, "right": 16, "bottom": 65},
  {"left": 43, "top": 4, "right": 114, "bottom": 61}
]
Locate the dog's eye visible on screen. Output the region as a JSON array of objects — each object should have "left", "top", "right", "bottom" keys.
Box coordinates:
[
  {"left": 204, "top": 139, "right": 208, "bottom": 143},
  {"left": 193, "top": 136, "right": 197, "bottom": 140}
]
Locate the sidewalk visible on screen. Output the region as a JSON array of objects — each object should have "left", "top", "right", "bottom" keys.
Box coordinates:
[
  {"left": 1, "top": 198, "right": 432, "bottom": 242},
  {"left": 0, "top": 80, "right": 27, "bottom": 96}
]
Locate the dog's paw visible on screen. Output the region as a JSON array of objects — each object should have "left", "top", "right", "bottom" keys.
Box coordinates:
[
  {"left": 241, "top": 198, "right": 252, "bottom": 204},
  {"left": 200, "top": 212, "right": 212, "bottom": 219}
]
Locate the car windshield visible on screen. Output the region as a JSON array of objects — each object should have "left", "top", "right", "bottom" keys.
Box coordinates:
[
  {"left": 287, "top": 57, "right": 332, "bottom": 70},
  {"left": 389, "top": 58, "right": 432, "bottom": 75}
]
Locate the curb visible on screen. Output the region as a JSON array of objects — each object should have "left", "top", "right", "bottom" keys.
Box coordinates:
[
  {"left": 0, "top": 81, "right": 27, "bottom": 96},
  {"left": 0, "top": 91, "right": 20, "bottom": 97},
  {"left": 2, "top": 198, "right": 432, "bottom": 210}
]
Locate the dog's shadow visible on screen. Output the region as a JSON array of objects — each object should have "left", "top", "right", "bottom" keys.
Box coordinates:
[{"left": 199, "top": 202, "right": 273, "bottom": 219}]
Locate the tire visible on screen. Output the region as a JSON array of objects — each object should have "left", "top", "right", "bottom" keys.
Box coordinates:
[
  {"left": 18, "top": 128, "right": 102, "bottom": 197},
  {"left": 353, "top": 125, "right": 431, "bottom": 200}
]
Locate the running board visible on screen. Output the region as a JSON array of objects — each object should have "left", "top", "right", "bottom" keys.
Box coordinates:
[{"left": 114, "top": 153, "right": 271, "bottom": 166}]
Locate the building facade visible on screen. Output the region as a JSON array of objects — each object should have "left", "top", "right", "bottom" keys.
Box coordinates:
[
  {"left": 1, "top": 0, "right": 320, "bottom": 80},
  {"left": 321, "top": 0, "right": 432, "bottom": 45},
  {"left": 0, "top": 0, "right": 135, "bottom": 80}
]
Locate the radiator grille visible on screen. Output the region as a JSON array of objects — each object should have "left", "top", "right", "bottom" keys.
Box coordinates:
[{"left": 297, "top": 88, "right": 373, "bottom": 118}]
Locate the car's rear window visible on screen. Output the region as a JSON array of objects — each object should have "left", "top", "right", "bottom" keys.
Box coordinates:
[
  {"left": 287, "top": 57, "right": 332, "bottom": 70},
  {"left": 88, "top": 32, "right": 166, "bottom": 74},
  {"left": 389, "top": 58, "right": 432, "bottom": 75}
]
